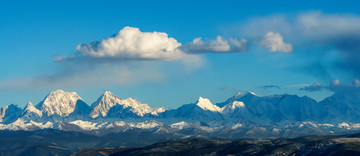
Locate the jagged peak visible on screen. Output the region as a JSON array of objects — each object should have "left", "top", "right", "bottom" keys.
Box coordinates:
[
  {"left": 103, "top": 91, "right": 115, "bottom": 97},
  {"left": 195, "top": 97, "right": 211, "bottom": 105},
  {"left": 39, "top": 90, "right": 83, "bottom": 117},
  {"left": 53, "top": 89, "right": 65, "bottom": 93},
  {"left": 198, "top": 96, "right": 208, "bottom": 101},
  {"left": 98, "top": 91, "right": 122, "bottom": 102},
  {"left": 48, "top": 89, "right": 80, "bottom": 97},
  {"left": 234, "top": 91, "right": 256, "bottom": 99},
  {"left": 42, "top": 90, "right": 82, "bottom": 105},
  {"left": 91, "top": 91, "right": 125, "bottom": 118},
  {"left": 25, "top": 101, "right": 34, "bottom": 108},
  {"left": 4, "top": 104, "right": 21, "bottom": 110},
  {"left": 220, "top": 101, "right": 246, "bottom": 113},
  {"left": 151, "top": 107, "right": 169, "bottom": 116},
  {"left": 23, "top": 101, "right": 42, "bottom": 116},
  {"left": 43, "top": 90, "right": 82, "bottom": 102},
  {"left": 121, "top": 97, "right": 136, "bottom": 102},
  {"left": 195, "top": 97, "right": 221, "bottom": 112},
  {"left": 231, "top": 101, "right": 245, "bottom": 108}
]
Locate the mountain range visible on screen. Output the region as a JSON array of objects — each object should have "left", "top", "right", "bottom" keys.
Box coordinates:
[{"left": 1, "top": 89, "right": 360, "bottom": 138}]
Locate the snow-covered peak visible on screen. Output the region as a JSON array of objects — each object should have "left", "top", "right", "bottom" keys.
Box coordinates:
[
  {"left": 51, "top": 89, "right": 75, "bottom": 95},
  {"left": 234, "top": 91, "right": 256, "bottom": 99},
  {"left": 171, "top": 121, "right": 189, "bottom": 130},
  {"left": 23, "top": 102, "right": 42, "bottom": 117},
  {"left": 151, "top": 107, "right": 168, "bottom": 116},
  {"left": 98, "top": 91, "right": 119, "bottom": 102},
  {"left": 121, "top": 98, "right": 152, "bottom": 116},
  {"left": 231, "top": 123, "right": 244, "bottom": 130},
  {"left": 103, "top": 91, "right": 116, "bottom": 97},
  {"left": 195, "top": 97, "right": 221, "bottom": 112},
  {"left": 90, "top": 91, "right": 122, "bottom": 118},
  {"left": 220, "top": 101, "right": 246, "bottom": 114},
  {"left": 229, "top": 101, "right": 245, "bottom": 109},
  {"left": 24, "top": 102, "right": 35, "bottom": 110},
  {"left": 48, "top": 89, "right": 80, "bottom": 98},
  {"left": 90, "top": 91, "right": 153, "bottom": 118},
  {"left": 39, "top": 90, "right": 83, "bottom": 117},
  {"left": 132, "top": 120, "right": 162, "bottom": 129}
]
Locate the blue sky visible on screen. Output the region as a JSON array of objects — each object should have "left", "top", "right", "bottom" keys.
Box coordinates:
[{"left": 1, "top": 0, "right": 360, "bottom": 108}]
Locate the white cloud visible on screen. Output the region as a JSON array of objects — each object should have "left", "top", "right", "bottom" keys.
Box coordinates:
[
  {"left": 239, "top": 12, "right": 360, "bottom": 77},
  {"left": 76, "top": 26, "right": 184, "bottom": 61},
  {"left": 2, "top": 26, "right": 259, "bottom": 90},
  {"left": 0, "top": 27, "right": 209, "bottom": 90},
  {"left": 180, "top": 36, "right": 248, "bottom": 53},
  {"left": 259, "top": 32, "right": 293, "bottom": 53},
  {"left": 229, "top": 38, "right": 248, "bottom": 51},
  {"left": 298, "top": 12, "right": 360, "bottom": 39}
]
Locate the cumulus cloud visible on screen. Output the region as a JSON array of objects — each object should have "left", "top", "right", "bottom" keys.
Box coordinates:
[
  {"left": 180, "top": 36, "right": 248, "bottom": 53},
  {"left": 1, "top": 27, "right": 212, "bottom": 90},
  {"left": 71, "top": 26, "right": 185, "bottom": 61},
  {"left": 60, "top": 26, "right": 249, "bottom": 64},
  {"left": 44, "top": 27, "right": 207, "bottom": 88},
  {"left": 258, "top": 31, "right": 293, "bottom": 53}
]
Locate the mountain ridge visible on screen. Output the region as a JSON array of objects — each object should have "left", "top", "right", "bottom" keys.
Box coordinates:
[{"left": 1, "top": 89, "right": 360, "bottom": 138}]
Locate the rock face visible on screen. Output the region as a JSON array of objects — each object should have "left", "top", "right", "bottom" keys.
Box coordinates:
[{"left": 0, "top": 104, "right": 22, "bottom": 124}]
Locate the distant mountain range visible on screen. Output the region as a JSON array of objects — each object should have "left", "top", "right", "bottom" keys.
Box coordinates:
[{"left": 1, "top": 89, "right": 360, "bottom": 138}]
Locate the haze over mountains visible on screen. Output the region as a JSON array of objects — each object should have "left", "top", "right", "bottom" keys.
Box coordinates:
[{"left": 1, "top": 89, "right": 360, "bottom": 138}]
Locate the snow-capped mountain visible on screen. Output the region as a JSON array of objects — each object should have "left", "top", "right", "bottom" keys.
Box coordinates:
[
  {"left": 90, "top": 91, "right": 123, "bottom": 118},
  {"left": 36, "top": 90, "right": 83, "bottom": 117},
  {"left": 1, "top": 89, "right": 360, "bottom": 138},
  {"left": 90, "top": 91, "right": 154, "bottom": 118},
  {"left": 161, "top": 97, "right": 224, "bottom": 123},
  {"left": 23, "top": 102, "right": 42, "bottom": 117},
  {"left": 195, "top": 97, "right": 222, "bottom": 112},
  {"left": 150, "top": 107, "right": 168, "bottom": 116},
  {"left": 216, "top": 92, "right": 324, "bottom": 124},
  {"left": 221, "top": 101, "right": 253, "bottom": 122},
  {"left": 21, "top": 102, "right": 42, "bottom": 121},
  {"left": 221, "top": 101, "right": 246, "bottom": 113}
]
